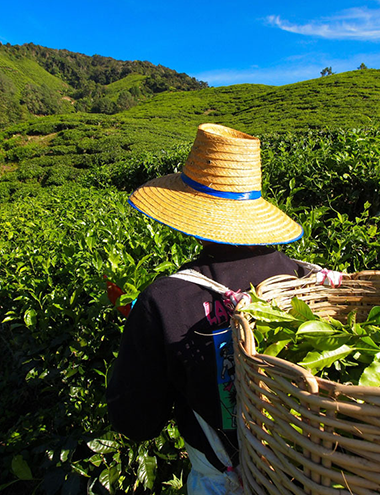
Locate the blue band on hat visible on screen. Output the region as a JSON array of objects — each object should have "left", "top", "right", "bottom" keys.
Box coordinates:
[{"left": 181, "top": 173, "right": 261, "bottom": 200}]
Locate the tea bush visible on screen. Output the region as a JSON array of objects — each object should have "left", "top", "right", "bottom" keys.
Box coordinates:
[
  {"left": 5, "top": 142, "right": 47, "bottom": 162},
  {"left": 261, "top": 127, "right": 380, "bottom": 218},
  {"left": 0, "top": 185, "right": 200, "bottom": 495},
  {"left": 85, "top": 144, "right": 191, "bottom": 191},
  {"left": 1, "top": 124, "right": 380, "bottom": 494}
]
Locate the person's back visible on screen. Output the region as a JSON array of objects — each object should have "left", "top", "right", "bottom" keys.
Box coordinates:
[{"left": 106, "top": 124, "right": 306, "bottom": 494}]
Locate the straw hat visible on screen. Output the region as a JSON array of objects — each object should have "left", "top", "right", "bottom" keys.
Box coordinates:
[{"left": 128, "top": 123, "right": 303, "bottom": 245}]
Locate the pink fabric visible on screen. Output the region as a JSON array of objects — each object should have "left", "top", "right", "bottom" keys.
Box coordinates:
[
  {"left": 223, "top": 290, "right": 252, "bottom": 311},
  {"left": 316, "top": 268, "right": 343, "bottom": 288}
]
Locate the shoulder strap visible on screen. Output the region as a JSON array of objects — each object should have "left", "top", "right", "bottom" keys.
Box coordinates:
[
  {"left": 171, "top": 269, "right": 245, "bottom": 482},
  {"left": 170, "top": 269, "right": 231, "bottom": 296},
  {"left": 170, "top": 269, "right": 251, "bottom": 309}
]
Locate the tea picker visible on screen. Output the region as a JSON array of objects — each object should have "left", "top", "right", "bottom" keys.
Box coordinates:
[{"left": 106, "top": 123, "right": 338, "bottom": 495}]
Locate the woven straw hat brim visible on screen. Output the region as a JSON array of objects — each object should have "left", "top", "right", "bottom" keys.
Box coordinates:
[{"left": 129, "top": 173, "right": 303, "bottom": 245}]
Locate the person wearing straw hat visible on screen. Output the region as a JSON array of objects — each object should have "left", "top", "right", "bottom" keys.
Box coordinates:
[{"left": 106, "top": 124, "right": 310, "bottom": 494}]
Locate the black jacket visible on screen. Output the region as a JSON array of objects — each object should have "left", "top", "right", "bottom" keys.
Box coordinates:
[{"left": 106, "top": 244, "right": 307, "bottom": 469}]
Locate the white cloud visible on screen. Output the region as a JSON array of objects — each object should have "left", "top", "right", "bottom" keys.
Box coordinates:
[{"left": 267, "top": 7, "right": 380, "bottom": 41}]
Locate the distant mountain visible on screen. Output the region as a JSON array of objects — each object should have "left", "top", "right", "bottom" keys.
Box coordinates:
[{"left": 0, "top": 42, "right": 208, "bottom": 125}]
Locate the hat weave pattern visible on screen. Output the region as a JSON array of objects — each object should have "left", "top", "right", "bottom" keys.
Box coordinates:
[{"left": 129, "top": 124, "right": 303, "bottom": 245}]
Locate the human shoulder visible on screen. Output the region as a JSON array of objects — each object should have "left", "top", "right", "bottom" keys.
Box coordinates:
[{"left": 137, "top": 272, "right": 196, "bottom": 305}]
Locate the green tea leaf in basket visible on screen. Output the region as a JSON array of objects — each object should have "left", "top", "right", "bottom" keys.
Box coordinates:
[
  {"left": 243, "top": 302, "right": 300, "bottom": 325},
  {"left": 298, "top": 344, "right": 353, "bottom": 373},
  {"left": 248, "top": 285, "right": 267, "bottom": 303},
  {"left": 325, "top": 316, "right": 344, "bottom": 329},
  {"left": 352, "top": 323, "right": 367, "bottom": 336},
  {"left": 356, "top": 335, "right": 380, "bottom": 351},
  {"left": 359, "top": 354, "right": 380, "bottom": 387},
  {"left": 367, "top": 306, "right": 380, "bottom": 325},
  {"left": 289, "top": 297, "right": 317, "bottom": 321},
  {"left": 264, "top": 339, "right": 291, "bottom": 357},
  {"left": 255, "top": 322, "right": 272, "bottom": 334},
  {"left": 347, "top": 310, "right": 357, "bottom": 329},
  {"left": 367, "top": 326, "right": 380, "bottom": 344},
  {"left": 296, "top": 320, "right": 336, "bottom": 336},
  {"left": 312, "top": 334, "right": 351, "bottom": 351}
]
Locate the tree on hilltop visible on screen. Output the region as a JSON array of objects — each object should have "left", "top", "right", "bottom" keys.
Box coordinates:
[
  {"left": 358, "top": 63, "right": 368, "bottom": 70},
  {"left": 320, "top": 67, "right": 333, "bottom": 77}
]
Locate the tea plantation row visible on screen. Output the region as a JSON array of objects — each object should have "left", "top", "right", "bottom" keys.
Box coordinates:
[{"left": 0, "top": 125, "right": 380, "bottom": 494}]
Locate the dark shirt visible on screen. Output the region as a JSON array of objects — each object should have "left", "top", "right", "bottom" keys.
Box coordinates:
[{"left": 106, "top": 244, "right": 307, "bottom": 469}]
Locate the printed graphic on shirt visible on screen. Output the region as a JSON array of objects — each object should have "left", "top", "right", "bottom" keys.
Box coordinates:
[
  {"left": 212, "top": 328, "right": 236, "bottom": 430},
  {"left": 203, "top": 300, "right": 229, "bottom": 326}
]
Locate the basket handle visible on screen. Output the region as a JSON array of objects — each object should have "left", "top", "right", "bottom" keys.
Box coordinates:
[{"left": 231, "top": 312, "right": 256, "bottom": 356}]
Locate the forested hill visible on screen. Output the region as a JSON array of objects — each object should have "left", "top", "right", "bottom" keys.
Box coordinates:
[
  {"left": 2, "top": 42, "right": 380, "bottom": 136},
  {"left": 0, "top": 42, "right": 208, "bottom": 125}
]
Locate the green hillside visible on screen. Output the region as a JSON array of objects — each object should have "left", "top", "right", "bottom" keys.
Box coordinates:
[
  {"left": 235, "top": 69, "right": 380, "bottom": 134},
  {"left": 106, "top": 74, "right": 147, "bottom": 94},
  {"left": 2, "top": 42, "right": 379, "bottom": 135},
  {"left": 0, "top": 48, "right": 73, "bottom": 125},
  {"left": 0, "top": 43, "right": 208, "bottom": 125},
  {"left": 0, "top": 50, "right": 68, "bottom": 93},
  {"left": 1, "top": 44, "right": 380, "bottom": 199},
  {"left": 120, "top": 69, "right": 380, "bottom": 135}
]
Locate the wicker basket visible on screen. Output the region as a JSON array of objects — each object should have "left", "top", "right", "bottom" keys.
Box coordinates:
[{"left": 231, "top": 270, "right": 380, "bottom": 495}]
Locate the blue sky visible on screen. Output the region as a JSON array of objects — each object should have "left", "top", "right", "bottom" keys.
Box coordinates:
[{"left": 1, "top": 0, "right": 380, "bottom": 87}]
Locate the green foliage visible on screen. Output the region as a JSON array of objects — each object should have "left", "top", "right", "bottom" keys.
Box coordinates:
[
  {"left": 2, "top": 119, "right": 380, "bottom": 225},
  {"left": 261, "top": 127, "right": 380, "bottom": 219},
  {"left": 285, "top": 204, "right": 380, "bottom": 272},
  {"left": 2, "top": 41, "right": 380, "bottom": 132},
  {"left": 85, "top": 143, "right": 192, "bottom": 191},
  {"left": 0, "top": 72, "right": 22, "bottom": 126},
  {"left": 1, "top": 163, "right": 379, "bottom": 493},
  {"left": 243, "top": 295, "right": 380, "bottom": 385},
  {"left": 5, "top": 141, "right": 46, "bottom": 162},
  {"left": 116, "top": 90, "right": 138, "bottom": 111},
  {"left": 0, "top": 114, "right": 196, "bottom": 195},
  {"left": 320, "top": 66, "right": 333, "bottom": 76},
  {"left": 0, "top": 42, "right": 207, "bottom": 122},
  {"left": 0, "top": 185, "right": 199, "bottom": 494},
  {"left": 20, "top": 83, "right": 64, "bottom": 115},
  {"left": 1, "top": 58, "right": 380, "bottom": 492}
]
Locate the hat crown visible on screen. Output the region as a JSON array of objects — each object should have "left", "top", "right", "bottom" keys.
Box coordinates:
[{"left": 183, "top": 123, "right": 261, "bottom": 193}]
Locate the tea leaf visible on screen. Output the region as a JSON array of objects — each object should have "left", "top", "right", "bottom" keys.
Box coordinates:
[
  {"left": 296, "top": 320, "right": 336, "bottom": 336},
  {"left": 290, "top": 297, "right": 316, "bottom": 321},
  {"left": 99, "top": 466, "right": 120, "bottom": 491},
  {"left": 243, "top": 302, "right": 299, "bottom": 324},
  {"left": 298, "top": 345, "right": 353, "bottom": 372},
  {"left": 11, "top": 455, "right": 33, "bottom": 480},
  {"left": 137, "top": 453, "right": 157, "bottom": 490},
  {"left": 87, "top": 437, "right": 118, "bottom": 454},
  {"left": 367, "top": 306, "right": 380, "bottom": 325},
  {"left": 24, "top": 308, "right": 37, "bottom": 328},
  {"left": 264, "top": 340, "right": 291, "bottom": 356},
  {"left": 359, "top": 355, "right": 380, "bottom": 387}
]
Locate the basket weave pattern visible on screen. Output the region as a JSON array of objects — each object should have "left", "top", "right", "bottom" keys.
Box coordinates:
[{"left": 232, "top": 271, "right": 380, "bottom": 495}]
